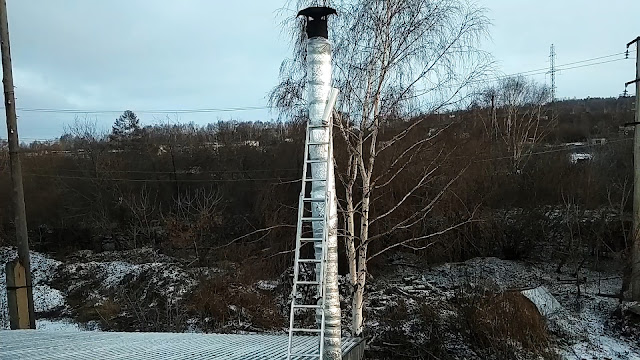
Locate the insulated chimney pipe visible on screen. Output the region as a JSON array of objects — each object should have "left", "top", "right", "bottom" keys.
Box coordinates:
[{"left": 297, "top": 7, "right": 341, "bottom": 360}]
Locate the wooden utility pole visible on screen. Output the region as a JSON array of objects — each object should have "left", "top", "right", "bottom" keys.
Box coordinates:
[
  {"left": 0, "top": 0, "right": 35, "bottom": 328},
  {"left": 627, "top": 36, "right": 640, "bottom": 301}
]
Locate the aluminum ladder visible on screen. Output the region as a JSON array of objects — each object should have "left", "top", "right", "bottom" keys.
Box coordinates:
[{"left": 287, "top": 89, "right": 338, "bottom": 360}]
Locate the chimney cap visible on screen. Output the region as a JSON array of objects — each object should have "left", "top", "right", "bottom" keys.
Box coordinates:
[
  {"left": 297, "top": 6, "right": 336, "bottom": 39},
  {"left": 297, "top": 6, "right": 337, "bottom": 19}
]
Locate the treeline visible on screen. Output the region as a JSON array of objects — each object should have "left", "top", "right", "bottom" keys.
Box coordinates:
[{"left": 0, "top": 96, "right": 635, "bottom": 275}]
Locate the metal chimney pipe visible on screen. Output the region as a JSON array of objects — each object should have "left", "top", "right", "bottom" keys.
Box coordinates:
[{"left": 298, "top": 7, "right": 341, "bottom": 360}]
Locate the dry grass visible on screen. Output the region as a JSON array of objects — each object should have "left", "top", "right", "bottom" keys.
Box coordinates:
[
  {"left": 69, "top": 294, "right": 121, "bottom": 327},
  {"left": 457, "top": 289, "right": 557, "bottom": 359},
  {"left": 187, "top": 276, "right": 284, "bottom": 331}
]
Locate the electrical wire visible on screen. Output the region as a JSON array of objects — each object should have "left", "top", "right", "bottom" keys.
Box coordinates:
[
  {"left": 477, "top": 137, "right": 633, "bottom": 162},
  {"left": 9, "top": 137, "right": 632, "bottom": 183},
  {"left": 15, "top": 105, "right": 273, "bottom": 115},
  {"left": 503, "top": 52, "right": 628, "bottom": 77},
  {"left": 466, "top": 56, "right": 630, "bottom": 86},
  {"left": 402, "top": 54, "right": 631, "bottom": 99},
  {"left": 20, "top": 172, "right": 301, "bottom": 183},
  {"left": 0, "top": 52, "right": 631, "bottom": 116},
  {"left": 29, "top": 167, "right": 300, "bottom": 175}
]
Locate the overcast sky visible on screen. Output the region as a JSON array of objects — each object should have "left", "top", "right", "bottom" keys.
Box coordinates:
[{"left": 2, "top": 0, "right": 638, "bottom": 140}]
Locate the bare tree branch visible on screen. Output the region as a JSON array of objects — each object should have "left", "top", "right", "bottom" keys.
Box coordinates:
[
  {"left": 211, "top": 224, "right": 296, "bottom": 250},
  {"left": 367, "top": 218, "right": 474, "bottom": 261}
]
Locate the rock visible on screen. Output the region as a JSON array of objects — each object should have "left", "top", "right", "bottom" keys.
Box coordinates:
[{"left": 521, "top": 286, "right": 562, "bottom": 317}]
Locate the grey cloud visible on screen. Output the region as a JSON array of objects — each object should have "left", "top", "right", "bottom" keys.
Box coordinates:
[{"left": 1, "top": 0, "right": 638, "bottom": 139}]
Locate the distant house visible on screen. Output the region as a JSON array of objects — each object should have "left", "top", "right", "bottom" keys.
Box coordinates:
[
  {"left": 157, "top": 145, "right": 168, "bottom": 156},
  {"left": 588, "top": 138, "right": 607, "bottom": 146},
  {"left": 203, "top": 142, "right": 223, "bottom": 150},
  {"left": 562, "top": 142, "right": 587, "bottom": 148},
  {"left": 570, "top": 152, "right": 592, "bottom": 164},
  {"left": 51, "top": 150, "right": 73, "bottom": 157},
  {"left": 619, "top": 125, "right": 633, "bottom": 136},
  {"left": 242, "top": 140, "right": 260, "bottom": 147}
]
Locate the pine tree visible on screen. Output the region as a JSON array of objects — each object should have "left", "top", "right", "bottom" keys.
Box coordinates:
[{"left": 110, "top": 110, "right": 141, "bottom": 143}]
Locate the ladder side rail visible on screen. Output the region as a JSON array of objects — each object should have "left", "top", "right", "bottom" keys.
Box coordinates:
[
  {"left": 290, "top": 88, "right": 339, "bottom": 360},
  {"left": 288, "top": 123, "right": 314, "bottom": 360}
]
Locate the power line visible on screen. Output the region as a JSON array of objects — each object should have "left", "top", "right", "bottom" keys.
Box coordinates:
[
  {"left": 11, "top": 138, "right": 633, "bottom": 182},
  {"left": 557, "top": 58, "right": 628, "bottom": 72},
  {"left": 410, "top": 56, "right": 630, "bottom": 99},
  {"left": 0, "top": 137, "right": 56, "bottom": 141},
  {"left": 34, "top": 167, "right": 300, "bottom": 175},
  {"left": 471, "top": 56, "right": 629, "bottom": 86},
  {"left": 478, "top": 137, "right": 633, "bottom": 162},
  {"left": 553, "top": 52, "right": 628, "bottom": 68},
  {"left": 450, "top": 51, "right": 630, "bottom": 90},
  {"left": 15, "top": 105, "right": 273, "bottom": 115},
  {"left": 20, "top": 172, "right": 301, "bottom": 183},
  {"left": 508, "top": 51, "right": 627, "bottom": 78},
  {"left": 1, "top": 52, "right": 631, "bottom": 116}
]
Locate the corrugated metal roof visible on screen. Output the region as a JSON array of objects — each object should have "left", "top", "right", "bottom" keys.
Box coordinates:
[{"left": 0, "top": 331, "right": 362, "bottom": 359}]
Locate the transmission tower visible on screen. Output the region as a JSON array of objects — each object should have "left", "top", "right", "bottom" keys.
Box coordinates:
[{"left": 549, "top": 44, "right": 557, "bottom": 102}]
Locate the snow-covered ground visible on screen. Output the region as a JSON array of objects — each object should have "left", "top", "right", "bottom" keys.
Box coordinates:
[
  {"left": 1, "top": 247, "right": 639, "bottom": 359},
  {"left": 0, "top": 247, "right": 201, "bottom": 331},
  {"left": 35, "top": 318, "right": 84, "bottom": 331},
  {"left": 367, "top": 255, "right": 640, "bottom": 359},
  {"left": 0, "top": 247, "right": 66, "bottom": 329}
]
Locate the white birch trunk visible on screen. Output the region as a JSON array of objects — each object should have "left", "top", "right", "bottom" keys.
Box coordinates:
[{"left": 352, "top": 245, "right": 367, "bottom": 336}]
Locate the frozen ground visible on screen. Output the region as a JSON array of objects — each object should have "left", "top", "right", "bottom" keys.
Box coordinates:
[
  {"left": 35, "top": 318, "right": 84, "bottom": 331},
  {"left": 0, "top": 247, "right": 66, "bottom": 329},
  {"left": 1, "top": 247, "right": 639, "bottom": 359},
  {"left": 0, "top": 247, "right": 201, "bottom": 331},
  {"left": 367, "top": 255, "right": 640, "bottom": 359}
]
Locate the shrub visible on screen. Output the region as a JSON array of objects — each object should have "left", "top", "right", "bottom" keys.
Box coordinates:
[
  {"left": 456, "top": 288, "right": 556, "bottom": 359},
  {"left": 187, "top": 276, "right": 285, "bottom": 332}
]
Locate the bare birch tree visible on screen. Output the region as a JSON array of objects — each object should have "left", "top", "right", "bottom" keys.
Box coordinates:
[
  {"left": 122, "top": 185, "right": 161, "bottom": 249},
  {"left": 479, "top": 76, "right": 553, "bottom": 173},
  {"left": 165, "top": 187, "right": 223, "bottom": 266},
  {"left": 272, "top": 0, "right": 491, "bottom": 335}
]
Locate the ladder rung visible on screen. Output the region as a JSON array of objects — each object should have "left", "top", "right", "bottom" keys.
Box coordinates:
[
  {"left": 308, "top": 141, "right": 330, "bottom": 145},
  {"left": 293, "top": 304, "right": 322, "bottom": 308},
  {"left": 300, "top": 237, "right": 323, "bottom": 242},
  {"left": 290, "top": 353, "right": 321, "bottom": 358},
  {"left": 291, "top": 328, "right": 322, "bottom": 333},
  {"left": 308, "top": 123, "right": 329, "bottom": 128},
  {"left": 290, "top": 353, "right": 321, "bottom": 357},
  {"left": 306, "top": 159, "right": 327, "bottom": 163},
  {"left": 303, "top": 178, "right": 327, "bottom": 182},
  {"left": 296, "top": 281, "right": 321, "bottom": 285},
  {"left": 301, "top": 217, "right": 324, "bottom": 221},
  {"left": 302, "top": 198, "right": 325, "bottom": 201},
  {"left": 298, "top": 258, "right": 322, "bottom": 263}
]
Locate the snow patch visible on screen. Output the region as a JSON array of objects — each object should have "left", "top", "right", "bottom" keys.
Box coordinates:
[
  {"left": 257, "top": 280, "right": 278, "bottom": 291},
  {"left": 36, "top": 319, "right": 84, "bottom": 331},
  {"left": 103, "top": 261, "right": 140, "bottom": 288},
  {"left": 33, "top": 285, "right": 65, "bottom": 313},
  {"left": 521, "top": 286, "right": 562, "bottom": 317},
  {"left": 562, "top": 335, "right": 640, "bottom": 360},
  {"left": 1, "top": 247, "right": 63, "bottom": 329},
  {"left": 371, "top": 255, "right": 640, "bottom": 359}
]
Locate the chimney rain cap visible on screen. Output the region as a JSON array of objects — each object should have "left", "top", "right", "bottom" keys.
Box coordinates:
[{"left": 297, "top": 6, "right": 337, "bottom": 39}]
